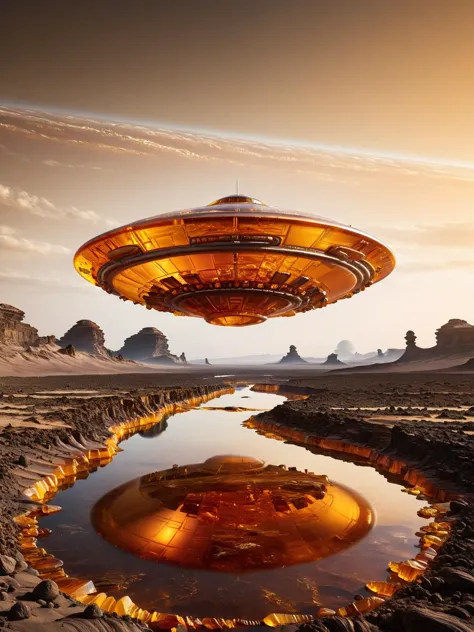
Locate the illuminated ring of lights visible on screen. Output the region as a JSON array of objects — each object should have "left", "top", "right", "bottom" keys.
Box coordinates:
[
  {"left": 206, "top": 312, "right": 267, "bottom": 326},
  {"left": 98, "top": 244, "right": 372, "bottom": 298}
]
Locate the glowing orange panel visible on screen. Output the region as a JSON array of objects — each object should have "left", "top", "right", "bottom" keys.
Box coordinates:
[{"left": 74, "top": 194, "right": 395, "bottom": 326}]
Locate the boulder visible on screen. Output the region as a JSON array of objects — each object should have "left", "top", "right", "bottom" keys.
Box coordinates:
[
  {"left": 32, "top": 579, "right": 60, "bottom": 602},
  {"left": 83, "top": 603, "right": 103, "bottom": 619},
  {"left": 8, "top": 601, "right": 31, "bottom": 620},
  {"left": 0, "top": 555, "right": 16, "bottom": 575}
]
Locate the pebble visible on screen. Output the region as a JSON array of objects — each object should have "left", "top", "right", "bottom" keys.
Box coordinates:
[
  {"left": 8, "top": 602, "right": 30, "bottom": 621},
  {"left": 83, "top": 603, "right": 103, "bottom": 619},
  {"left": 0, "top": 556, "right": 15, "bottom": 576}
]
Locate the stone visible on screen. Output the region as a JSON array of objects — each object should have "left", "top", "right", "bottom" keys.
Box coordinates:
[
  {"left": 58, "top": 344, "right": 76, "bottom": 357},
  {"left": 354, "top": 621, "right": 379, "bottom": 632},
  {"left": 0, "top": 592, "right": 7, "bottom": 601},
  {"left": 450, "top": 499, "right": 469, "bottom": 515},
  {"left": 402, "top": 606, "right": 474, "bottom": 631},
  {"left": 278, "top": 344, "right": 307, "bottom": 364},
  {"left": 323, "top": 617, "right": 355, "bottom": 631},
  {"left": 439, "top": 567, "right": 474, "bottom": 593},
  {"left": 83, "top": 603, "right": 104, "bottom": 619},
  {"left": 0, "top": 556, "right": 16, "bottom": 575},
  {"left": 447, "top": 606, "right": 471, "bottom": 620},
  {"left": 57, "top": 320, "right": 110, "bottom": 356},
  {"left": 31, "top": 579, "right": 60, "bottom": 602},
  {"left": 8, "top": 602, "right": 30, "bottom": 621}
]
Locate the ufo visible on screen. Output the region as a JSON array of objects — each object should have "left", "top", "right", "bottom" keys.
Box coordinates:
[
  {"left": 91, "top": 456, "right": 373, "bottom": 572},
  {"left": 74, "top": 195, "right": 395, "bottom": 327}
]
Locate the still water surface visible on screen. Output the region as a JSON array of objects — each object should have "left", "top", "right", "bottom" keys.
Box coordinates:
[{"left": 40, "top": 387, "right": 427, "bottom": 618}]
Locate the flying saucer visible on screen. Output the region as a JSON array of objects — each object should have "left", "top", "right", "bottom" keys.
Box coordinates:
[
  {"left": 74, "top": 195, "right": 395, "bottom": 327},
  {"left": 91, "top": 456, "right": 373, "bottom": 572}
]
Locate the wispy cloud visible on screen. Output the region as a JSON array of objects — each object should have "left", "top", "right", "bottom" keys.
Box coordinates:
[
  {"left": 0, "top": 225, "right": 71, "bottom": 255},
  {"left": 42, "top": 158, "right": 113, "bottom": 172},
  {"left": 0, "top": 183, "right": 106, "bottom": 223},
  {"left": 0, "top": 269, "right": 88, "bottom": 290},
  {"left": 2, "top": 105, "right": 474, "bottom": 183},
  {"left": 376, "top": 222, "right": 474, "bottom": 248},
  {"left": 398, "top": 258, "right": 474, "bottom": 273}
]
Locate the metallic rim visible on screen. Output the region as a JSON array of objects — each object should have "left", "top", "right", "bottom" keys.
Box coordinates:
[
  {"left": 98, "top": 243, "right": 373, "bottom": 299},
  {"left": 74, "top": 205, "right": 396, "bottom": 263}
]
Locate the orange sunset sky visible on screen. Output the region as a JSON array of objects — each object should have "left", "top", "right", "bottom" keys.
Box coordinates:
[{"left": 0, "top": 1, "right": 473, "bottom": 358}]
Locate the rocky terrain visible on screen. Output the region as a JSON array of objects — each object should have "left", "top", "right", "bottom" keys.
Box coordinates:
[
  {"left": 0, "top": 380, "right": 227, "bottom": 630},
  {"left": 247, "top": 382, "right": 474, "bottom": 632},
  {"left": 0, "top": 305, "right": 190, "bottom": 377},
  {"left": 0, "top": 371, "right": 471, "bottom": 630},
  {"left": 341, "top": 320, "right": 474, "bottom": 374}
]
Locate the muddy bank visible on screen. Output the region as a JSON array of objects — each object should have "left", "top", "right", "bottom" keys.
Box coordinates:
[{"left": 251, "top": 396, "right": 474, "bottom": 632}]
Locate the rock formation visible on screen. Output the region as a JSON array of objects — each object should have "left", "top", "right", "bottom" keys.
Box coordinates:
[
  {"left": 393, "top": 319, "right": 474, "bottom": 369},
  {"left": 377, "top": 348, "right": 384, "bottom": 357},
  {"left": 205, "top": 358, "right": 211, "bottom": 365},
  {"left": 179, "top": 352, "right": 187, "bottom": 363},
  {"left": 405, "top": 330, "right": 417, "bottom": 348},
  {"left": 0, "top": 304, "right": 43, "bottom": 347},
  {"left": 436, "top": 319, "right": 474, "bottom": 351},
  {"left": 277, "top": 345, "right": 307, "bottom": 364},
  {"left": 322, "top": 353, "right": 345, "bottom": 366},
  {"left": 58, "top": 320, "right": 110, "bottom": 357},
  {"left": 117, "top": 327, "right": 175, "bottom": 363},
  {"left": 402, "top": 320, "right": 474, "bottom": 361}
]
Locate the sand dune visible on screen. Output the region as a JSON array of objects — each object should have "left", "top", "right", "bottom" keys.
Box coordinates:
[{"left": 0, "top": 342, "right": 159, "bottom": 377}]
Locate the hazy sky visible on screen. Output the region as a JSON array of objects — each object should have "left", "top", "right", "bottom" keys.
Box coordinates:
[{"left": 0, "top": 1, "right": 473, "bottom": 358}]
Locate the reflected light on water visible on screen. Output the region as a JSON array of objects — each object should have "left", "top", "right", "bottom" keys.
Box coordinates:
[{"left": 91, "top": 456, "right": 374, "bottom": 572}]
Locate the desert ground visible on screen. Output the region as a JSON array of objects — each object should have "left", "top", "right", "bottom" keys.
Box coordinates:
[{"left": 0, "top": 367, "right": 472, "bottom": 631}]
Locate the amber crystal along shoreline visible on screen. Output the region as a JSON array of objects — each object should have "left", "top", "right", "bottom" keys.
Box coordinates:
[
  {"left": 14, "top": 386, "right": 456, "bottom": 629},
  {"left": 74, "top": 194, "right": 395, "bottom": 327}
]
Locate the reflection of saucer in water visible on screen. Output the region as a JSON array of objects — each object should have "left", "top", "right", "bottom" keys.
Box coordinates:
[{"left": 91, "top": 455, "right": 373, "bottom": 572}]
